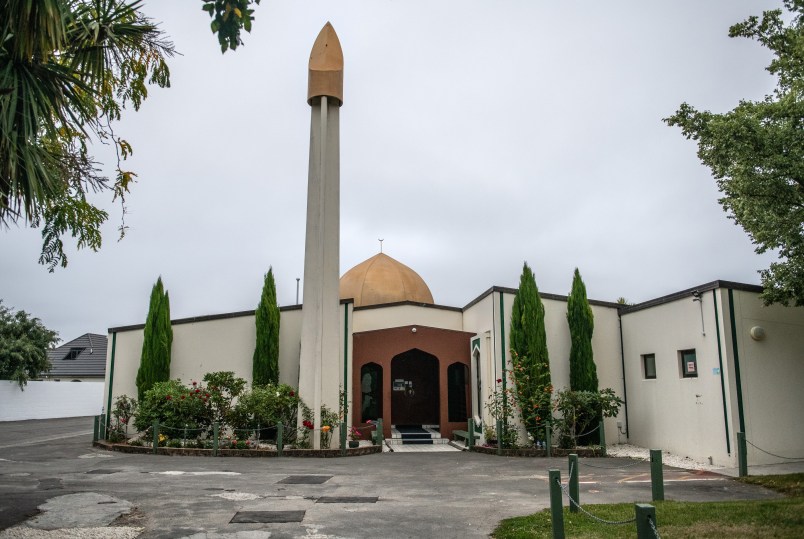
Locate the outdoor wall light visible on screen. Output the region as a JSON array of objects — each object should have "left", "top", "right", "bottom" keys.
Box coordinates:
[
  {"left": 411, "top": 327, "right": 417, "bottom": 333},
  {"left": 750, "top": 326, "right": 766, "bottom": 341}
]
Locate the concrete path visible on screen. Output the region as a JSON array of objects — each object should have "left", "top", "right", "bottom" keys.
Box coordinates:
[{"left": 0, "top": 417, "right": 794, "bottom": 539}]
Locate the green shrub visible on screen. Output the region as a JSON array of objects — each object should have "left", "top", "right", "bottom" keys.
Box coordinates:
[
  {"left": 552, "top": 388, "right": 623, "bottom": 448},
  {"left": 203, "top": 371, "right": 246, "bottom": 429},
  {"left": 128, "top": 438, "right": 143, "bottom": 447},
  {"left": 231, "top": 383, "right": 301, "bottom": 443},
  {"left": 166, "top": 439, "right": 182, "bottom": 448},
  {"left": 134, "top": 379, "right": 213, "bottom": 435}
]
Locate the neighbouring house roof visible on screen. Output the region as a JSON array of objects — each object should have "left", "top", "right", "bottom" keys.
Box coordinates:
[{"left": 45, "top": 333, "right": 107, "bottom": 378}]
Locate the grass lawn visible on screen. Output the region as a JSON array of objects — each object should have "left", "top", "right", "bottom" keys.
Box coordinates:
[{"left": 492, "top": 474, "right": 804, "bottom": 538}]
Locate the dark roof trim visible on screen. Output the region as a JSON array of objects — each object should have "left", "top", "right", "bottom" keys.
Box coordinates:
[
  {"left": 353, "top": 300, "right": 462, "bottom": 313},
  {"left": 462, "top": 286, "right": 622, "bottom": 311},
  {"left": 110, "top": 304, "right": 292, "bottom": 333},
  {"left": 620, "top": 280, "right": 763, "bottom": 315},
  {"left": 352, "top": 324, "right": 476, "bottom": 338}
]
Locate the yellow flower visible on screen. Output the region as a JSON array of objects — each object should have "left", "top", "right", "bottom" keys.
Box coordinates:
[{"left": 321, "top": 425, "right": 331, "bottom": 433}]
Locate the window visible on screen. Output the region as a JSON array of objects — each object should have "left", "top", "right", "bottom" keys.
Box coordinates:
[
  {"left": 642, "top": 354, "right": 656, "bottom": 379},
  {"left": 360, "top": 363, "right": 383, "bottom": 422},
  {"left": 63, "top": 347, "right": 85, "bottom": 360},
  {"left": 680, "top": 349, "right": 698, "bottom": 378},
  {"left": 447, "top": 363, "right": 469, "bottom": 422}
]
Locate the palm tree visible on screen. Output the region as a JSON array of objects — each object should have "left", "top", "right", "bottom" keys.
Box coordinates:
[{"left": 0, "top": 0, "right": 174, "bottom": 269}]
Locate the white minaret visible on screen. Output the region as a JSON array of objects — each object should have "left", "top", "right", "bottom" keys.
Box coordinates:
[{"left": 298, "top": 23, "right": 344, "bottom": 449}]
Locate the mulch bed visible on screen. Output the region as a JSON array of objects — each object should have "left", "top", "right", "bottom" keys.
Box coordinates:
[{"left": 93, "top": 440, "right": 381, "bottom": 458}]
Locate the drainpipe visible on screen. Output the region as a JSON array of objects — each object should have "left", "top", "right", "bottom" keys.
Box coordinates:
[
  {"left": 499, "top": 292, "right": 507, "bottom": 393},
  {"left": 105, "top": 332, "right": 117, "bottom": 433},
  {"left": 343, "top": 303, "right": 349, "bottom": 422},
  {"left": 617, "top": 313, "right": 629, "bottom": 438},
  {"left": 727, "top": 289, "right": 746, "bottom": 434},
  {"left": 713, "top": 290, "right": 731, "bottom": 455}
]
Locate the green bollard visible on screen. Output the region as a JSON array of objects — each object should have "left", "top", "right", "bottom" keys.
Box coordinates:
[
  {"left": 340, "top": 422, "right": 346, "bottom": 456},
  {"left": 93, "top": 415, "right": 99, "bottom": 442},
  {"left": 468, "top": 418, "right": 475, "bottom": 450},
  {"left": 546, "top": 422, "right": 552, "bottom": 458},
  {"left": 213, "top": 422, "right": 219, "bottom": 456},
  {"left": 568, "top": 454, "right": 579, "bottom": 513},
  {"left": 99, "top": 414, "right": 107, "bottom": 440},
  {"left": 650, "top": 449, "right": 665, "bottom": 501},
  {"left": 635, "top": 503, "right": 657, "bottom": 538},
  {"left": 548, "top": 469, "right": 565, "bottom": 539},
  {"left": 598, "top": 420, "right": 606, "bottom": 456},
  {"left": 737, "top": 432, "right": 748, "bottom": 477},
  {"left": 276, "top": 423, "right": 284, "bottom": 456},
  {"left": 152, "top": 421, "right": 159, "bottom": 454},
  {"left": 377, "top": 418, "right": 384, "bottom": 445}
]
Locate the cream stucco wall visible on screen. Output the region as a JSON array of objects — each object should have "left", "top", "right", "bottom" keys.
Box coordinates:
[
  {"left": 728, "top": 289, "right": 804, "bottom": 465},
  {"left": 352, "top": 304, "right": 463, "bottom": 333},
  {"left": 622, "top": 290, "right": 732, "bottom": 466},
  {"left": 461, "top": 290, "right": 625, "bottom": 444}
]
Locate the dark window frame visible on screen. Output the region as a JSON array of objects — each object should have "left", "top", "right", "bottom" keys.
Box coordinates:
[
  {"left": 680, "top": 349, "right": 698, "bottom": 378},
  {"left": 642, "top": 353, "right": 657, "bottom": 380}
]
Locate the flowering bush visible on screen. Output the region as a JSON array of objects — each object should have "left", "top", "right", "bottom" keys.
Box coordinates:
[
  {"left": 106, "top": 394, "right": 138, "bottom": 443},
  {"left": 231, "top": 383, "right": 302, "bottom": 443},
  {"left": 510, "top": 350, "right": 553, "bottom": 442},
  {"left": 202, "top": 371, "right": 247, "bottom": 428},
  {"left": 552, "top": 388, "right": 623, "bottom": 448},
  {"left": 485, "top": 379, "right": 520, "bottom": 448},
  {"left": 133, "top": 379, "right": 213, "bottom": 436},
  {"left": 348, "top": 426, "right": 362, "bottom": 441}
]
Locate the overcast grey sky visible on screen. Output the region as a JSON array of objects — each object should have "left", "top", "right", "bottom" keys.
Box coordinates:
[{"left": 1, "top": 0, "right": 784, "bottom": 342}]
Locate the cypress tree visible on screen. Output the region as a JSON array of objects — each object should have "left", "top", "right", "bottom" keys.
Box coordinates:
[
  {"left": 567, "top": 268, "right": 598, "bottom": 391},
  {"left": 136, "top": 277, "right": 173, "bottom": 401},
  {"left": 509, "top": 262, "right": 551, "bottom": 440},
  {"left": 253, "top": 268, "right": 280, "bottom": 386}
]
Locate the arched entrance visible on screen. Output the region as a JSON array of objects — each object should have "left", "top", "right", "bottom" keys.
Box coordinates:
[{"left": 391, "top": 349, "right": 439, "bottom": 426}]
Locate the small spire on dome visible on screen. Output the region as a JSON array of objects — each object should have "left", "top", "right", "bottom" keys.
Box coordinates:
[{"left": 378, "top": 238, "right": 384, "bottom": 253}]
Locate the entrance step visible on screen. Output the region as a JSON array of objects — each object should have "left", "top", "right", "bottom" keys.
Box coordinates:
[{"left": 388, "top": 426, "right": 448, "bottom": 445}]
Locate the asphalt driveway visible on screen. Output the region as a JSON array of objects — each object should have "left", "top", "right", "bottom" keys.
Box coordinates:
[{"left": 0, "top": 417, "right": 784, "bottom": 539}]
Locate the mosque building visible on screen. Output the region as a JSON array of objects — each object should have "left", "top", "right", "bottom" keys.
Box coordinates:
[{"left": 103, "top": 250, "right": 804, "bottom": 467}]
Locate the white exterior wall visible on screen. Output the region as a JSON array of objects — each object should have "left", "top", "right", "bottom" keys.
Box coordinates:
[
  {"left": 170, "top": 315, "right": 257, "bottom": 386},
  {"left": 104, "top": 308, "right": 306, "bottom": 424},
  {"left": 622, "top": 291, "right": 732, "bottom": 465},
  {"left": 352, "top": 304, "right": 463, "bottom": 333},
  {"left": 0, "top": 380, "right": 104, "bottom": 421},
  {"left": 728, "top": 289, "right": 804, "bottom": 465}
]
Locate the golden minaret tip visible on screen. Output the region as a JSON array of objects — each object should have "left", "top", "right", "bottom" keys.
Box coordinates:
[{"left": 308, "top": 22, "right": 344, "bottom": 106}]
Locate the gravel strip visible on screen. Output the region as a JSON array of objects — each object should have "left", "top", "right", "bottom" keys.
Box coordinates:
[{"left": 607, "top": 443, "right": 726, "bottom": 471}]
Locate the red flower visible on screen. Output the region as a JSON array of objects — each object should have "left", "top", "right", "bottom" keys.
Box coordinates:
[
  {"left": 195, "top": 389, "right": 200, "bottom": 393},
  {"left": 289, "top": 391, "right": 295, "bottom": 397},
  {"left": 166, "top": 395, "right": 172, "bottom": 401},
  {"left": 192, "top": 381, "right": 197, "bottom": 386},
  {"left": 181, "top": 395, "right": 186, "bottom": 400},
  {"left": 496, "top": 378, "right": 502, "bottom": 383},
  {"left": 205, "top": 393, "right": 210, "bottom": 398}
]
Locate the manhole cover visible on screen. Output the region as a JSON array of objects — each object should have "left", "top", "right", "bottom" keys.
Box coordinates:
[
  {"left": 278, "top": 475, "right": 332, "bottom": 485},
  {"left": 86, "top": 469, "right": 119, "bottom": 475},
  {"left": 316, "top": 497, "right": 378, "bottom": 504},
  {"left": 230, "top": 510, "right": 305, "bottom": 523}
]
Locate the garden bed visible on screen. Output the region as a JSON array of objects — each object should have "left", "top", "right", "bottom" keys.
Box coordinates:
[
  {"left": 470, "top": 445, "right": 605, "bottom": 457},
  {"left": 93, "top": 440, "right": 381, "bottom": 457}
]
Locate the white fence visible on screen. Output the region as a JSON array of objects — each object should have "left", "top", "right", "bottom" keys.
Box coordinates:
[{"left": 0, "top": 380, "right": 104, "bottom": 421}]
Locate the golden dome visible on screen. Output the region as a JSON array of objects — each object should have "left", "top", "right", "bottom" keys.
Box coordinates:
[{"left": 340, "top": 253, "right": 434, "bottom": 307}]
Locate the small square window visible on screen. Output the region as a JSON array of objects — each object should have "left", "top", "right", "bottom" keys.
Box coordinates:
[
  {"left": 680, "top": 349, "right": 698, "bottom": 378},
  {"left": 642, "top": 354, "right": 656, "bottom": 379}
]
